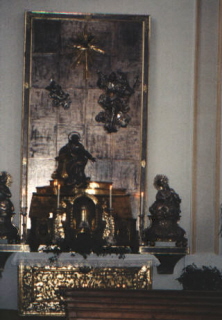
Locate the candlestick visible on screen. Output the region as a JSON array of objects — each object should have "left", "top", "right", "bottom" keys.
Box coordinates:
[
  {"left": 20, "top": 207, "right": 27, "bottom": 243},
  {"left": 57, "top": 183, "right": 60, "bottom": 209},
  {"left": 139, "top": 191, "right": 144, "bottom": 244},
  {"left": 22, "top": 210, "right": 27, "bottom": 243},
  {"left": 109, "top": 185, "right": 113, "bottom": 209}
]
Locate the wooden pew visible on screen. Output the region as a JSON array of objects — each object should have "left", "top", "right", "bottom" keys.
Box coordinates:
[{"left": 61, "top": 288, "right": 222, "bottom": 320}]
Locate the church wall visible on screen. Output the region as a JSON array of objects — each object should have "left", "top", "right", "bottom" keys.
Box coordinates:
[{"left": 192, "top": 0, "right": 221, "bottom": 254}]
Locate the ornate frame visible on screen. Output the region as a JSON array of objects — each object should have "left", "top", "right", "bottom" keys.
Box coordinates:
[{"left": 21, "top": 11, "right": 150, "bottom": 237}]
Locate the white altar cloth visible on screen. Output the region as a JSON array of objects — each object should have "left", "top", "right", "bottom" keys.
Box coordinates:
[{"left": 11, "top": 252, "right": 160, "bottom": 268}]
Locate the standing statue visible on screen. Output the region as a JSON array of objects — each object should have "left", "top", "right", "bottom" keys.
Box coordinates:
[
  {"left": 52, "top": 132, "right": 96, "bottom": 188},
  {"left": 0, "top": 171, "right": 20, "bottom": 243},
  {"left": 142, "top": 174, "right": 187, "bottom": 247}
]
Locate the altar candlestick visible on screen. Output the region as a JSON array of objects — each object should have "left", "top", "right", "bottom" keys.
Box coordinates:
[
  {"left": 109, "top": 185, "right": 113, "bottom": 209},
  {"left": 57, "top": 183, "right": 60, "bottom": 209},
  {"left": 139, "top": 191, "right": 144, "bottom": 243}
]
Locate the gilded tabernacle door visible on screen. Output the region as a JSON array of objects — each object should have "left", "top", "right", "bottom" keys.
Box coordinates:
[{"left": 21, "top": 11, "right": 150, "bottom": 246}]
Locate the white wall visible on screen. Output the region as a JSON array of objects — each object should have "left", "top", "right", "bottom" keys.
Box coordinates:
[
  {"left": 0, "top": 0, "right": 222, "bottom": 310},
  {"left": 193, "top": 0, "right": 221, "bottom": 253}
]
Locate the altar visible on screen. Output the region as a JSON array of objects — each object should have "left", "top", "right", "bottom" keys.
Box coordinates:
[
  {"left": 11, "top": 252, "right": 159, "bottom": 316},
  {"left": 28, "top": 180, "right": 139, "bottom": 253},
  {"left": 0, "top": 10, "right": 192, "bottom": 318}
]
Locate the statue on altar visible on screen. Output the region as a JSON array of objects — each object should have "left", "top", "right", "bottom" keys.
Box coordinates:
[
  {"left": 52, "top": 132, "right": 96, "bottom": 188},
  {"left": 0, "top": 171, "right": 20, "bottom": 243},
  {"left": 142, "top": 174, "right": 187, "bottom": 247}
]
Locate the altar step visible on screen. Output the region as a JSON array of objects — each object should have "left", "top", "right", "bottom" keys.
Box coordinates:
[{"left": 62, "top": 289, "right": 222, "bottom": 320}]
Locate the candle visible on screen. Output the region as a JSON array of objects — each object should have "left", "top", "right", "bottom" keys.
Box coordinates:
[
  {"left": 49, "top": 212, "right": 53, "bottom": 219},
  {"left": 57, "top": 183, "right": 60, "bottom": 208},
  {"left": 22, "top": 188, "right": 27, "bottom": 209},
  {"left": 109, "top": 185, "right": 113, "bottom": 209},
  {"left": 81, "top": 206, "right": 87, "bottom": 222},
  {"left": 140, "top": 191, "right": 144, "bottom": 216}
]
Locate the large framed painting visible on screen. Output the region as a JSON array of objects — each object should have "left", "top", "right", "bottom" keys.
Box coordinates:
[{"left": 21, "top": 11, "right": 150, "bottom": 241}]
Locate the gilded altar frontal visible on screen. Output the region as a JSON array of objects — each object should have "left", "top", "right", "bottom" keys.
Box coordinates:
[{"left": 19, "top": 264, "right": 152, "bottom": 316}]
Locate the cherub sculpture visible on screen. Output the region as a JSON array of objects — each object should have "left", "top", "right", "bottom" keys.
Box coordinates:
[
  {"left": 95, "top": 71, "right": 138, "bottom": 133},
  {"left": 143, "top": 174, "right": 187, "bottom": 247},
  {"left": 45, "top": 79, "right": 71, "bottom": 109}
]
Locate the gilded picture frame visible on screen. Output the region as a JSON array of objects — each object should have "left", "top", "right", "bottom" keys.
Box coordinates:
[{"left": 21, "top": 11, "right": 150, "bottom": 232}]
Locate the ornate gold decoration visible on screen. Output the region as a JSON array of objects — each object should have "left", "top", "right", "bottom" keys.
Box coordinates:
[
  {"left": 19, "top": 264, "right": 152, "bottom": 316},
  {"left": 141, "top": 160, "right": 146, "bottom": 168},
  {"left": 24, "top": 82, "right": 29, "bottom": 89},
  {"left": 22, "top": 158, "right": 27, "bottom": 165},
  {"left": 28, "top": 181, "right": 137, "bottom": 253},
  {"left": 69, "top": 25, "right": 105, "bottom": 79},
  {"left": 143, "top": 84, "right": 148, "bottom": 93}
]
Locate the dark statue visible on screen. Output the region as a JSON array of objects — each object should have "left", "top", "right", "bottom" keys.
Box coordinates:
[
  {"left": 143, "top": 174, "right": 187, "bottom": 247},
  {"left": 52, "top": 132, "right": 96, "bottom": 188},
  {"left": 0, "top": 171, "right": 20, "bottom": 243},
  {"left": 95, "top": 71, "right": 138, "bottom": 133},
  {"left": 45, "top": 79, "right": 71, "bottom": 109}
]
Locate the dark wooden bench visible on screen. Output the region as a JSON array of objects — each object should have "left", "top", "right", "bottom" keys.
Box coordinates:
[{"left": 61, "top": 288, "right": 222, "bottom": 320}]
